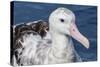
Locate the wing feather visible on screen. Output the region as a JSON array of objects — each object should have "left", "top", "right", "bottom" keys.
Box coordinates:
[{"left": 12, "top": 20, "right": 51, "bottom": 66}]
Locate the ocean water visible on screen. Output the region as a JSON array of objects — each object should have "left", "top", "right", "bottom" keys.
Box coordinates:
[{"left": 12, "top": 1, "right": 97, "bottom": 62}]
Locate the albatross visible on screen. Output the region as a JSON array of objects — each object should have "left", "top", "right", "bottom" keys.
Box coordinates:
[{"left": 11, "top": 7, "right": 89, "bottom": 66}]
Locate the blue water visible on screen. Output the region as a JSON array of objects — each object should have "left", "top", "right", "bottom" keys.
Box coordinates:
[{"left": 12, "top": 1, "right": 97, "bottom": 62}]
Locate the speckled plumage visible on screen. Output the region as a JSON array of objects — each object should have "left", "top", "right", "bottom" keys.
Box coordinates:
[{"left": 11, "top": 7, "right": 89, "bottom": 66}]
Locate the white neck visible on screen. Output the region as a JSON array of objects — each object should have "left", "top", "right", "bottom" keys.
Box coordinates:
[{"left": 49, "top": 29, "right": 74, "bottom": 59}]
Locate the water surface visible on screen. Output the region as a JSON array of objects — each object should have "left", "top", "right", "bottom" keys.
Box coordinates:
[{"left": 12, "top": 1, "right": 97, "bottom": 62}]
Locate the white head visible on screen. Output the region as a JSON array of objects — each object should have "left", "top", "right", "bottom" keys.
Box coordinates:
[{"left": 49, "top": 7, "right": 89, "bottom": 49}]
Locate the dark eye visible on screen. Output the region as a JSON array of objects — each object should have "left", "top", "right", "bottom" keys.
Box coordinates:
[{"left": 60, "top": 19, "right": 65, "bottom": 22}]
